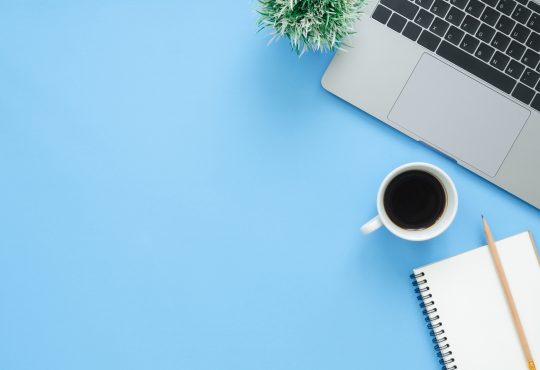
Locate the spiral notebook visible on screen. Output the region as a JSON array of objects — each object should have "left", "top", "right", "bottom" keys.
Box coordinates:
[{"left": 411, "top": 231, "right": 540, "bottom": 370}]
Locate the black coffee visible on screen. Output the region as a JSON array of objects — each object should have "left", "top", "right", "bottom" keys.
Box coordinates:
[{"left": 383, "top": 170, "right": 446, "bottom": 230}]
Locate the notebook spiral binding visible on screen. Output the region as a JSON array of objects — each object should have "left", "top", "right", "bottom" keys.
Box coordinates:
[{"left": 411, "top": 272, "right": 457, "bottom": 370}]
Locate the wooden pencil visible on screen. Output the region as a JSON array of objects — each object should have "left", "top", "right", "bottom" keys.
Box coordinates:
[{"left": 482, "top": 216, "right": 536, "bottom": 370}]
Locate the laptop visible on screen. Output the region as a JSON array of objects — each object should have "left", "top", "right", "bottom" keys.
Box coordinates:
[{"left": 322, "top": 0, "right": 540, "bottom": 209}]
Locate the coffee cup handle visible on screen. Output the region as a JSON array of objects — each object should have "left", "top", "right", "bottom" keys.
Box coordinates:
[{"left": 361, "top": 215, "right": 383, "bottom": 235}]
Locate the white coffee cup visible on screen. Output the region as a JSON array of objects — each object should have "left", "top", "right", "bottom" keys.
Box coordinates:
[{"left": 361, "top": 162, "right": 458, "bottom": 241}]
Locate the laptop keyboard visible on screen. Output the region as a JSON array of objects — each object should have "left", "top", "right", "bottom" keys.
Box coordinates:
[{"left": 372, "top": 0, "right": 540, "bottom": 111}]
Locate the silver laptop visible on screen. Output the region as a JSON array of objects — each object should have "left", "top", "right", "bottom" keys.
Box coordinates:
[{"left": 322, "top": 0, "right": 540, "bottom": 209}]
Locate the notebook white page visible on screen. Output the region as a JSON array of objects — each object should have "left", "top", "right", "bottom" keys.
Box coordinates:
[{"left": 412, "top": 232, "right": 540, "bottom": 370}]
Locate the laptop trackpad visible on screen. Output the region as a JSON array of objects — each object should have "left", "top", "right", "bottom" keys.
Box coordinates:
[{"left": 388, "top": 54, "right": 530, "bottom": 177}]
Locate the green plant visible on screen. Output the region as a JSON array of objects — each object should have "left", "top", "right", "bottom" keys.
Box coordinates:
[{"left": 257, "top": 0, "right": 366, "bottom": 55}]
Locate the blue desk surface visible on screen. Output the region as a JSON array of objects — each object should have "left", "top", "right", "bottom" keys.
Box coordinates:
[{"left": 1, "top": 2, "right": 539, "bottom": 370}]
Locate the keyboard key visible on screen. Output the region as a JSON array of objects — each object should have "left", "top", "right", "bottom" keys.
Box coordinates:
[
  {"left": 526, "top": 32, "right": 540, "bottom": 51},
  {"left": 372, "top": 5, "right": 393, "bottom": 24},
  {"left": 511, "top": 23, "right": 531, "bottom": 41},
  {"left": 431, "top": 0, "right": 451, "bottom": 17},
  {"left": 430, "top": 17, "right": 451, "bottom": 36},
  {"left": 460, "top": 33, "right": 481, "bottom": 52},
  {"left": 403, "top": 21, "right": 424, "bottom": 40},
  {"left": 446, "top": 6, "right": 466, "bottom": 25},
  {"left": 530, "top": 94, "right": 540, "bottom": 111},
  {"left": 506, "top": 40, "right": 527, "bottom": 58},
  {"left": 416, "top": 0, "right": 435, "bottom": 9},
  {"left": 506, "top": 59, "right": 526, "bottom": 78},
  {"left": 477, "top": 24, "right": 496, "bottom": 42},
  {"left": 381, "top": 0, "right": 420, "bottom": 19},
  {"left": 481, "top": 7, "right": 501, "bottom": 26},
  {"left": 491, "top": 50, "right": 511, "bottom": 69},
  {"left": 511, "top": 5, "right": 532, "bottom": 23},
  {"left": 451, "top": 0, "right": 469, "bottom": 8},
  {"left": 520, "top": 68, "right": 540, "bottom": 86},
  {"left": 465, "top": 0, "right": 485, "bottom": 16},
  {"left": 522, "top": 48, "right": 540, "bottom": 67},
  {"left": 496, "top": 0, "right": 517, "bottom": 16},
  {"left": 446, "top": 25, "right": 466, "bottom": 43},
  {"left": 437, "top": 41, "right": 516, "bottom": 93},
  {"left": 476, "top": 42, "right": 496, "bottom": 61},
  {"left": 491, "top": 31, "right": 512, "bottom": 50},
  {"left": 515, "top": 0, "right": 527, "bottom": 5},
  {"left": 512, "top": 82, "right": 535, "bottom": 103},
  {"left": 415, "top": 8, "right": 436, "bottom": 27},
  {"left": 417, "top": 29, "right": 442, "bottom": 50},
  {"left": 461, "top": 15, "right": 481, "bottom": 33},
  {"left": 496, "top": 15, "right": 517, "bottom": 34},
  {"left": 527, "top": 12, "right": 540, "bottom": 32},
  {"left": 480, "top": 0, "right": 498, "bottom": 6},
  {"left": 528, "top": 1, "right": 540, "bottom": 13},
  {"left": 388, "top": 12, "right": 408, "bottom": 31}
]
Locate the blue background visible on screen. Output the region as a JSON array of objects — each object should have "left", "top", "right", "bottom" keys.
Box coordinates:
[{"left": 1, "top": 2, "right": 539, "bottom": 370}]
